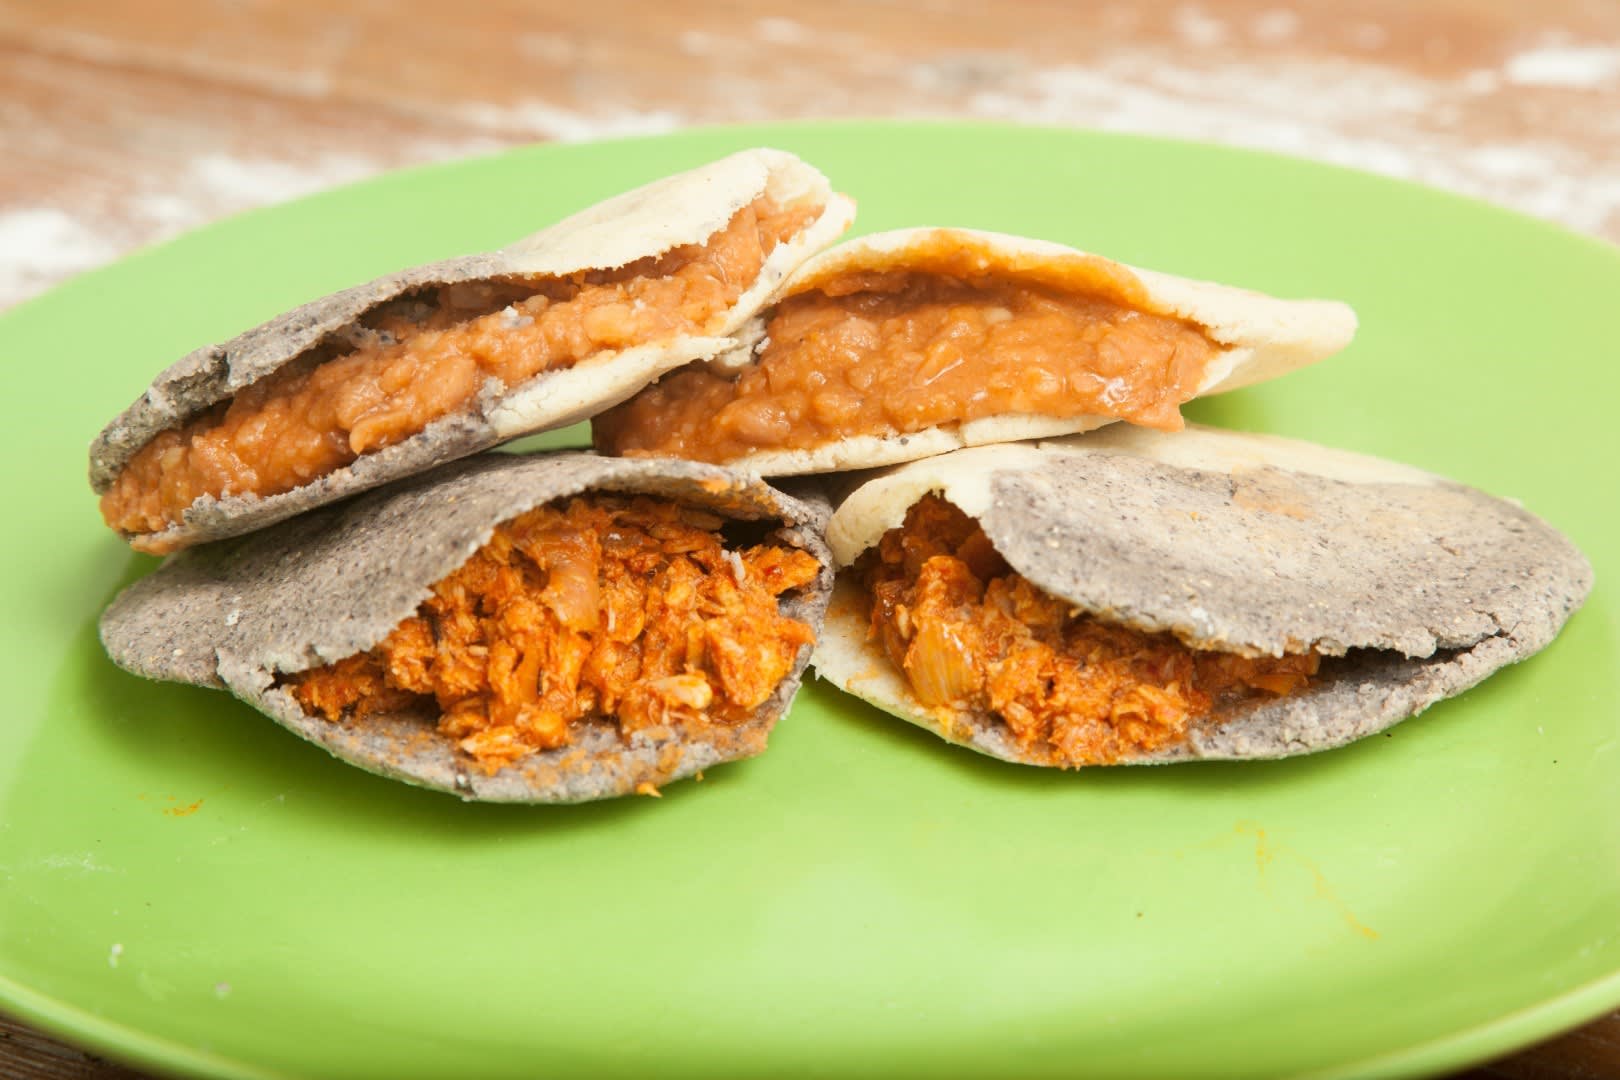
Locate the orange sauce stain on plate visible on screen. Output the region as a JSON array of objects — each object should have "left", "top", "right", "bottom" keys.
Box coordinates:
[{"left": 1236, "top": 820, "right": 1378, "bottom": 940}]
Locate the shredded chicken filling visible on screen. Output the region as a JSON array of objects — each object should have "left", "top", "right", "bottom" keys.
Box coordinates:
[
  {"left": 594, "top": 256, "right": 1217, "bottom": 464},
  {"left": 101, "top": 195, "right": 817, "bottom": 542},
  {"left": 858, "top": 496, "right": 1319, "bottom": 766},
  {"left": 287, "top": 494, "right": 821, "bottom": 770}
]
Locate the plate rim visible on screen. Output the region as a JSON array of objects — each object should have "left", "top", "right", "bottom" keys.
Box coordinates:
[{"left": 5, "top": 118, "right": 1619, "bottom": 1080}]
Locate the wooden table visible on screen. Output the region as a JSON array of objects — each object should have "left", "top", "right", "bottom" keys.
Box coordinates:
[{"left": 2, "top": 1, "right": 1616, "bottom": 1075}]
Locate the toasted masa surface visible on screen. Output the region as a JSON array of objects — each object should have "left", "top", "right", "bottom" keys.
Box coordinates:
[
  {"left": 100, "top": 452, "right": 834, "bottom": 802},
  {"left": 813, "top": 427, "right": 1592, "bottom": 765},
  {"left": 855, "top": 495, "right": 1320, "bottom": 766},
  {"left": 979, "top": 447, "right": 1588, "bottom": 661},
  {"left": 101, "top": 197, "right": 816, "bottom": 539},
  {"left": 88, "top": 148, "right": 853, "bottom": 552},
  {"left": 290, "top": 493, "right": 822, "bottom": 770}
]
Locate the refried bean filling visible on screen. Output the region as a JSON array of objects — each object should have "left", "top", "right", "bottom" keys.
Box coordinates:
[
  {"left": 857, "top": 496, "right": 1320, "bottom": 766},
  {"left": 286, "top": 493, "right": 821, "bottom": 771},
  {"left": 593, "top": 259, "right": 1219, "bottom": 464},
  {"left": 100, "top": 196, "right": 817, "bottom": 540}
]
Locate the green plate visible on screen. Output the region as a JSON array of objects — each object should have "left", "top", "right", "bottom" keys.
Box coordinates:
[{"left": 2, "top": 122, "right": 1617, "bottom": 1080}]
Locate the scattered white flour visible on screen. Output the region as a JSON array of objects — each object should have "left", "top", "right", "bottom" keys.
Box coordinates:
[
  {"left": 455, "top": 101, "right": 683, "bottom": 142},
  {"left": 961, "top": 47, "right": 1620, "bottom": 235},
  {"left": 755, "top": 17, "right": 809, "bottom": 46},
  {"left": 124, "top": 152, "right": 385, "bottom": 239},
  {"left": 1172, "top": 5, "right": 1229, "bottom": 48},
  {"left": 0, "top": 209, "right": 120, "bottom": 304},
  {"left": 108, "top": 943, "right": 123, "bottom": 968},
  {"left": 1349, "top": 22, "right": 1390, "bottom": 51},
  {"left": 678, "top": 29, "right": 717, "bottom": 56},
  {"left": 40, "top": 852, "right": 117, "bottom": 874},
  {"left": 4, "top": 144, "right": 495, "bottom": 308},
  {"left": 6, "top": 23, "right": 1620, "bottom": 311},
  {"left": 1250, "top": 9, "right": 1301, "bottom": 44},
  {"left": 1504, "top": 44, "right": 1620, "bottom": 88}
]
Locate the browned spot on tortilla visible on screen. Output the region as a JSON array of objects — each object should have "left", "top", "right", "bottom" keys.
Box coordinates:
[{"left": 1230, "top": 469, "right": 1316, "bottom": 521}]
